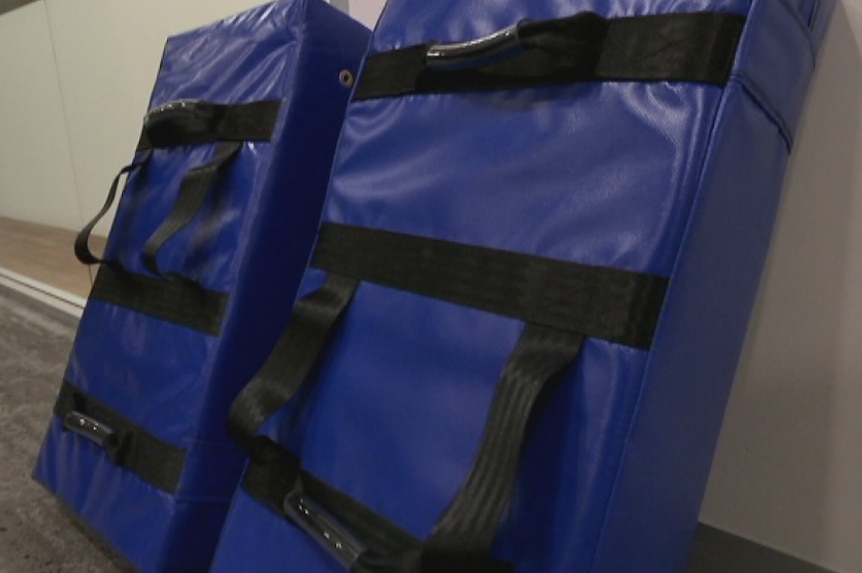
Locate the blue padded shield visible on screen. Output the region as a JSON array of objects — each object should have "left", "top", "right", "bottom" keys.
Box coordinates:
[
  {"left": 211, "top": 1, "right": 834, "bottom": 572},
  {"left": 32, "top": 2, "right": 369, "bottom": 572}
]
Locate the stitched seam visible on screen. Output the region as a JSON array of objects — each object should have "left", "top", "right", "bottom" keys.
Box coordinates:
[{"left": 733, "top": 75, "right": 795, "bottom": 150}]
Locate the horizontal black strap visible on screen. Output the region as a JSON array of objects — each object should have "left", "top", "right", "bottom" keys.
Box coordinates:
[
  {"left": 137, "top": 100, "right": 281, "bottom": 150},
  {"left": 312, "top": 223, "right": 667, "bottom": 350},
  {"left": 354, "top": 11, "right": 745, "bottom": 100},
  {"left": 54, "top": 382, "right": 186, "bottom": 493},
  {"left": 91, "top": 265, "right": 228, "bottom": 335}
]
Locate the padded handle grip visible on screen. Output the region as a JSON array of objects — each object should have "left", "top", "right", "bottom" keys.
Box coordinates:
[
  {"left": 63, "top": 411, "right": 116, "bottom": 450},
  {"left": 284, "top": 492, "right": 364, "bottom": 568},
  {"left": 426, "top": 22, "right": 526, "bottom": 70}
]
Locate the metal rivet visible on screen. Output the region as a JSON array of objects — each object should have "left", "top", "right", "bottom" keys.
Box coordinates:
[{"left": 338, "top": 69, "right": 355, "bottom": 88}]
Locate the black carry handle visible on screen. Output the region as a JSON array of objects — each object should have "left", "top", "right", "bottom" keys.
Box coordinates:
[
  {"left": 74, "top": 151, "right": 152, "bottom": 267},
  {"left": 425, "top": 22, "right": 528, "bottom": 71},
  {"left": 141, "top": 140, "right": 243, "bottom": 281},
  {"left": 63, "top": 411, "right": 116, "bottom": 448},
  {"left": 76, "top": 99, "right": 279, "bottom": 277},
  {"left": 423, "top": 13, "right": 608, "bottom": 78},
  {"left": 61, "top": 410, "right": 128, "bottom": 465}
]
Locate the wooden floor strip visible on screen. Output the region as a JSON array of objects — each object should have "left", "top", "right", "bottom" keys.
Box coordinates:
[{"left": 0, "top": 216, "right": 104, "bottom": 299}]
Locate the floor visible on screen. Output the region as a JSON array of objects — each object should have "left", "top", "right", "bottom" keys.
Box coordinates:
[
  {"left": 0, "top": 217, "right": 104, "bottom": 299},
  {"left": 0, "top": 281, "right": 835, "bottom": 573},
  {"left": 0, "top": 285, "right": 130, "bottom": 572}
]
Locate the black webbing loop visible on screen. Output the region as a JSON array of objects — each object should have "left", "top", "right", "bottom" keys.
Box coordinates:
[
  {"left": 137, "top": 99, "right": 281, "bottom": 150},
  {"left": 354, "top": 11, "right": 745, "bottom": 100},
  {"left": 245, "top": 325, "right": 583, "bottom": 572},
  {"left": 228, "top": 274, "right": 360, "bottom": 453},
  {"left": 425, "top": 324, "right": 585, "bottom": 555},
  {"left": 54, "top": 382, "right": 186, "bottom": 492},
  {"left": 142, "top": 141, "right": 243, "bottom": 281},
  {"left": 74, "top": 150, "right": 153, "bottom": 266}
]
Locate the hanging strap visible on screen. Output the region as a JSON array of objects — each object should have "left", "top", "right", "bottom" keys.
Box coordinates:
[
  {"left": 76, "top": 99, "right": 280, "bottom": 272},
  {"left": 424, "top": 325, "right": 584, "bottom": 556},
  {"left": 355, "top": 11, "right": 745, "bottom": 100},
  {"left": 142, "top": 140, "right": 243, "bottom": 280},
  {"left": 74, "top": 150, "right": 153, "bottom": 266},
  {"left": 54, "top": 382, "right": 186, "bottom": 492},
  {"left": 228, "top": 274, "right": 359, "bottom": 453},
  {"left": 230, "top": 223, "right": 668, "bottom": 571}
]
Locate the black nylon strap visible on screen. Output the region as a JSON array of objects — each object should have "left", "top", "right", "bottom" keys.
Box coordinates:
[
  {"left": 142, "top": 141, "right": 243, "bottom": 280},
  {"left": 313, "top": 223, "right": 667, "bottom": 350},
  {"left": 227, "top": 274, "right": 359, "bottom": 449},
  {"left": 74, "top": 151, "right": 152, "bottom": 266},
  {"left": 354, "top": 12, "right": 745, "bottom": 100},
  {"left": 137, "top": 100, "right": 281, "bottom": 150},
  {"left": 426, "top": 324, "right": 584, "bottom": 554},
  {"left": 54, "top": 382, "right": 186, "bottom": 492},
  {"left": 91, "top": 265, "right": 228, "bottom": 335}
]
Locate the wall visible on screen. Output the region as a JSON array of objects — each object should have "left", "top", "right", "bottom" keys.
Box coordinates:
[
  {"left": 42, "top": 0, "right": 275, "bottom": 235},
  {"left": 0, "top": 2, "right": 80, "bottom": 230}
]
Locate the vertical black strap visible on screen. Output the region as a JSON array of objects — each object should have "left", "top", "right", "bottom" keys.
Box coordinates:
[
  {"left": 142, "top": 140, "right": 243, "bottom": 279},
  {"left": 425, "top": 324, "right": 585, "bottom": 556},
  {"left": 74, "top": 150, "right": 152, "bottom": 266},
  {"left": 228, "top": 274, "right": 360, "bottom": 453}
]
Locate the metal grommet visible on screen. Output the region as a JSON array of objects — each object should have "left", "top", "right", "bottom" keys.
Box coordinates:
[{"left": 338, "top": 69, "right": 355, "bottom": 88}]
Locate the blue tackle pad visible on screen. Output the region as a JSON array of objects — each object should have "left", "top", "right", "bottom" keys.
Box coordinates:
[
  {"left": 216, "top": 0, "right": 832, "bottom": 572},
  {"left": 32, "top": 1, "right": 369, "bottom": 571}
]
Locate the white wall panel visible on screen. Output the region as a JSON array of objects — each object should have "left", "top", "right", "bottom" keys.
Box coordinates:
[
  {"left": 346, "top": 0, "right": 385, "bottom": 28},
  {"left": 0, "top": 2, "right": 80, "bottom": 230}
]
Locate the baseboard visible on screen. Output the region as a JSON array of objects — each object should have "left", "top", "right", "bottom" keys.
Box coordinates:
[{"left": 0, "top": 266, "right": 85, "bottom": 317}]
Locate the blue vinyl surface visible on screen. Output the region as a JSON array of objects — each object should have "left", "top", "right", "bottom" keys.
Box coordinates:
[
  {"left": 32, "top": 2, "right": 370, "bottom": 572},
  {"left": 212, "top": 0, "right": 835, "bottom": 572}
]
